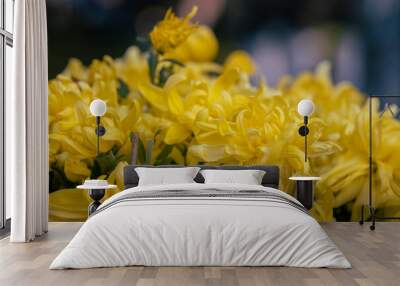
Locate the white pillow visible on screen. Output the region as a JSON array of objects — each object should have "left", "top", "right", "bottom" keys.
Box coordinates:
[
  {"left": 200, "top": 169, "right": 266, "bottom": 185},
  {"left": 135, "top": 167, "right": 201, "bottom": 186}
]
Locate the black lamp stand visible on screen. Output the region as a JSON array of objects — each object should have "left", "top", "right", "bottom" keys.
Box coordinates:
[
  {"left": 298, "top": 116, "right": 309, "bottom": 162},
  {"left": 88, "top": 116, "right": 106, "bottom": 215},
  {"left": 294, "top": 116, "right": 314, "bottom": 209},
  {"left": 95, "top": 116, "right": 106, "bottom": 156},
  {"left": 359, "top": 96, "right": 400, "bottom": 230},
  {"left": 88, "top": 189, "right": 105, "bottom": 215},
  {"left": 295, "top": 180, "right": 314, "bottom": 209}
]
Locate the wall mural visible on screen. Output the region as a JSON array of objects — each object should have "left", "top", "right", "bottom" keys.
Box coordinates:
[{"left": 48, "top": 6, "right": 400, "bottom": 222}]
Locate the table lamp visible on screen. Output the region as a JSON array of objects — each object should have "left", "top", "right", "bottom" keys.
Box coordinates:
[
  {"left": 89, "top": 99, "right": 107, "bottom": 156},
  {"left": 297, "top": 99, "right": 315, "bottom": 162}
]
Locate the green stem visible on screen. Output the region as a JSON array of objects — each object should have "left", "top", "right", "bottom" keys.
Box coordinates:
[{"left": 148, "top": 49, "right": 159, "bottom": 85}]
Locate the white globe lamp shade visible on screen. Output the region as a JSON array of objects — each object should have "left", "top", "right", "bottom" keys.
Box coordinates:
[
  {"left": 89, "top": 99, "right": 107, "bottom": 117},
  {"left": 297, "top": 99, "right": 314, "bottom": 116}
]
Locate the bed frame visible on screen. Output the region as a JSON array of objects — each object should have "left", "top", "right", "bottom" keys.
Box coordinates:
[{"left": 123, "top": 165, "right": 280, "bottom": 189}]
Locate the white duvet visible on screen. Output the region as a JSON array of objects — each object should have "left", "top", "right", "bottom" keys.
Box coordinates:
[{"left": 50, "top": 183, "right": 351, "bottom": 269}]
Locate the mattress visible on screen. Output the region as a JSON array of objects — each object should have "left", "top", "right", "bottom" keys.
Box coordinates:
[{"left": 50, "top": 183, "right": 351, "bottom": 269}]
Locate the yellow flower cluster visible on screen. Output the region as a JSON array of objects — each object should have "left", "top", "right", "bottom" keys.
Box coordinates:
[
  {"left": 320, "top": 100, "right": 400, "bottom": 221},
  {"left": 49, "top": 7, "right": 400, "bottom": 222}
]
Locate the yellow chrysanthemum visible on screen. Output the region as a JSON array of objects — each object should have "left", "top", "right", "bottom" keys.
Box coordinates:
[
  {"left": 165, "top": 25, "right": 219, "bottom": 62},
  {"left": 150, "top": 6, "right": 198, "bottom": 54}
]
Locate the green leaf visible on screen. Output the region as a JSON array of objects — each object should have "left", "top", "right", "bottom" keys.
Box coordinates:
[
  {"left": 117, "top": 79, "right": 130, "bottom": 99},
  {"left": 91, "top": 159, "right": 101, "bottom": 179},
  {"left": 158, "top": 66, "right": 173, "bottom": 87},
  {"left": 175, "top": 144, "right": 188, "bottom": 165},
  {"left": 137, "top": 138, "right": 146, "bottom": 165},
  {"left": 154, "top": 144, "right": 174, "bottom": 165},
  {"left": 148, "top": 50, "right": 158, "bottom": 85},
  {"left": 49, "top": 164, "right": 75, "bottom": 193},
  {"left": 146, "top": 140, "right": 154, "bottom": 164},
  {"left": 95, "top": 149, "right": 123, "bottom": 175}
]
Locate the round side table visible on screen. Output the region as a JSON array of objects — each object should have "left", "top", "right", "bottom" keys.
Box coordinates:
[
  {"left": 289, "top": 176, "right": 321, "bottom": 210},
  {"left": 77, "top": 184, "right": 117, "bottom": 215}
]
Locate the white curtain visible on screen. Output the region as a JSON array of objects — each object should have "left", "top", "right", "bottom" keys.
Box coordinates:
[{"left": 8, "top": 0, "right": 48, "bottom": 242}]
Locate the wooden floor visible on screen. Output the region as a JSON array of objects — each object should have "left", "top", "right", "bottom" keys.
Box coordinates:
[{"left": 0, "top": 222, "right": 399, "bottom": 286}]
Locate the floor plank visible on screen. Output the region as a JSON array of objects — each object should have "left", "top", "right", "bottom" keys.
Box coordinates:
[{"left": 0, "top": 222, "right": 399, "bottom": 286}]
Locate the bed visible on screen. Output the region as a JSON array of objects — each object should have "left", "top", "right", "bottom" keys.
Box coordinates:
[{"left": 50, "top": 165, "right": 350, "bottom": 269}]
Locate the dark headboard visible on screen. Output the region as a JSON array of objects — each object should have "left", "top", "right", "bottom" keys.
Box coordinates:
[{"left": 123, "top": 165, "right": 280, "bottom": 189}]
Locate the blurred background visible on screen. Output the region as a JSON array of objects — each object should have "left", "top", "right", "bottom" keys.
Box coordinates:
[{"left": 46, "top": 0, "right": 400, "bottom": 95}]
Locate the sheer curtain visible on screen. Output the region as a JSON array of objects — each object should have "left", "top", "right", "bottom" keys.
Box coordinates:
[{"left": 8, "top": 0, "right": 48, "bottom": 242}]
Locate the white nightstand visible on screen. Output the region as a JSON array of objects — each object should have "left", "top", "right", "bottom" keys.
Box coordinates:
[{"left": 289, "top": 176, "right": 321, "bottom": 210}]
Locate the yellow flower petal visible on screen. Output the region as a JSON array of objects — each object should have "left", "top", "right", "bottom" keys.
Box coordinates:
[
  {"left": 64, "top": 156, "right": 91, "bottom": 183},
  {"left": 188, "top": 144, "right": 227, "bottom": 162},
  {"left": 164, "top": 123, "right": 190, "bottom": 144},
  {"left": 224, "top": 50, "right": 256, "bottom": 74},
  {"left": 138, "top": 82, "right": 168, "bottom": 112},
  {"left": 167, "top": 88, "right": 184, "bottom": 116}
]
